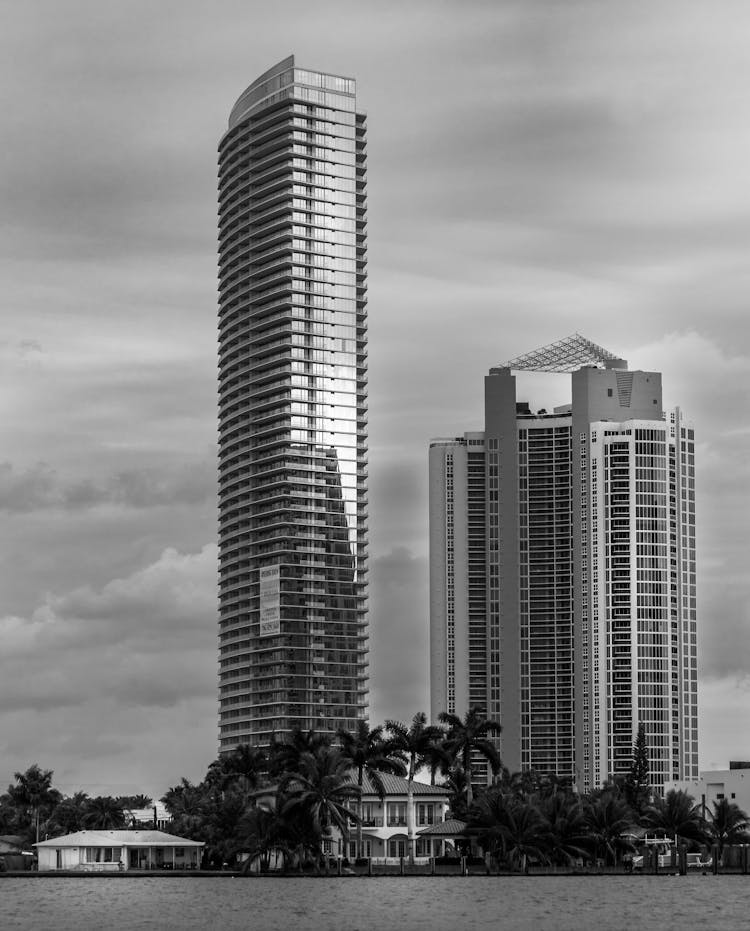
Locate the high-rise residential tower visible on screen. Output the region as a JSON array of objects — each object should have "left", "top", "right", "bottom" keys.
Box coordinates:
[
  {"left": 218, "top": 57, "right": 368, "bottom": 751},
  {"left": 429, "top": 335, "right": 698, "bottom": 791}
]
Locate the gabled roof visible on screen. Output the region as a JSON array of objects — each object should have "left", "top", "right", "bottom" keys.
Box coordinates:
[{"left": 35, "top": 830, "right": 203, "bottom": 848}]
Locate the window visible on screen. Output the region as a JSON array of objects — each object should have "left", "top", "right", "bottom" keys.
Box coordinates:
[
  {"left": 387, "top": 802, "right": 407, "bottom": 826},
  {"left": 388, "top": 839, "right": 406, "bottom": 858},
  {"left": 349, "top": 840, "right": 371, "bottom": 858},
  {"left": 417, "top": 803, "right": 435, "bottom": 826},
  {"left": 83, "top": 847, "right": 122, "bottom": 863},
  {"left": 416, "top": 838, "right": 432, "bottom": 857}
]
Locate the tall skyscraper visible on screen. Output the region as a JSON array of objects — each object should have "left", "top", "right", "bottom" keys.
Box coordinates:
[
  {"left": 218, "top": 57, "right": 368, "bottom": 752},
  {"left": 429, "top": 335, "right": 698, "bottom": 791}
]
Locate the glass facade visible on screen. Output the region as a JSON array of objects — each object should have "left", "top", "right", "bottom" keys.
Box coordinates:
[{"left": 218, "top": 57, "right": 368, "bottom": 750}]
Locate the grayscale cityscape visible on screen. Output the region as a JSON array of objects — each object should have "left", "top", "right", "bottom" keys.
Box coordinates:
[{"left": 1, "top": 4, "right": 749, "bottom": 929}]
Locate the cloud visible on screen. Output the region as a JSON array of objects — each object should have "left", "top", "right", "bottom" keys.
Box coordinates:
[
  {"left": 0, "top": 460, "right": 215, "bottom": 513},
  {"left": 0, "top": 0, "right": 749, "bottom": 789},
  {"left": 0, "top": 544, "right": 217, "bottom": 714},
  {"left": 368, "top": 547, "right": 430, "bottom": 724},
  {"left": 699, "top": 676, "right": 750, "bottom": 769}
]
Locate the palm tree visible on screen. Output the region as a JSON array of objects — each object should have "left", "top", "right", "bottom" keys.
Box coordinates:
[
  {"left": 48, "top": 792, "right": 90, "bottom": 835},
  {"left": 497, "top": 766, "right": 541, "bottom": 802},
  {"left": 162, "top": 778, "right": 208, "bottom": 838},
  {"left": 584, "top": 790, "right": 635, "bottom": 866},
  {"left": 238, "top": 801, "right": 288, "bottom": 873},
  {"left": 337, "top": 721, "right": 406, "bottom": 858},
  {"left": 439, "top": 707, "right": 502, "bottom": 807},
  {"left": 207, "top": 745, "right": 267, "bottom": 794},
  {"left": 644, "top": 789, "right": 706, "bottom": 847},
  {"left": 444, "top": 767, "right": 471, "bottom": 821},
  {"left": 540, "top": 791, "right": 589, "bottom": 866},
  {"left": 469, "top": 788, "right": 550, "bottom": 871},
  {"left": 7, "top": 764, "right": 61, "bottom": 843},
  {"left": 203, "top": 786, "right": 251, "bottom": 869},
  {"left": 82, "top": 796, "right": 126, "bottom": 830},
  {"left": 385, "top": 712, "right": 446, "bottom": 862},
  {"left": 269, "top": 726, "right": 332, "bottom": 778},
  {"left": 280, "top": 746, "right": 361, "bottom": 872},
  {"left": 707, "top": 798, "right": 750, "bottom": 861}
]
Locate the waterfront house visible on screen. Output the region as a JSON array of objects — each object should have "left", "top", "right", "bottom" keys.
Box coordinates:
[
  {"left": 347, "top": 773, "right": 452, "bottom": 861},
  {"left": 249, "top": 772, "right": 452, "bottom": 863},
  {"left": 35, "top": 830, "right": 204, "bottom": 871}
]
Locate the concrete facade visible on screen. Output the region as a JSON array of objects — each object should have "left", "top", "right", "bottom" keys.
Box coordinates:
[{"left": 429, "top": 351, "right": 698, "bottom": 791}]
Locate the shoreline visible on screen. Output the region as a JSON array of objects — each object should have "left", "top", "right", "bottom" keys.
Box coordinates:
[{"left": 0, "top": 868, "right": 726, "bottom": 879}]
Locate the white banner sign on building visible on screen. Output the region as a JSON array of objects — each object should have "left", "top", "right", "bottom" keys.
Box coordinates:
[{"left": 259, "top": 565, "right": 281, "bottom": 637}]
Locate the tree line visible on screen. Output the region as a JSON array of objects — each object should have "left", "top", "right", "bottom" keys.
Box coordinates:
[{"left": 2, "top": 710, "right": 748, "bottom": 872}]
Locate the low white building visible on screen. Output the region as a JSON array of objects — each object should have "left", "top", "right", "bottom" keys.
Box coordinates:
[
  {"left": 124, "top": 801, "right": 171, "bottom": 830},
  {"left": 35, "top": 830, "right": 203, "bottom": 872},
  {"left": 665, "top": 764, "right": 750, "bottom": 817}
]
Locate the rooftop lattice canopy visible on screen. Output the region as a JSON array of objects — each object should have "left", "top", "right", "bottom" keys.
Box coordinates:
[{"left": 502, "top": 333, "right": 626, "bottom": 373}]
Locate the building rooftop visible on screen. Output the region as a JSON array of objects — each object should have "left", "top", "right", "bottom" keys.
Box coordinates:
[
  {"left": 359, "top": 773, "right": 450, "bottom": 796},
  {"left": 35, "top": 830, "right": 203, "bottom": 848}
]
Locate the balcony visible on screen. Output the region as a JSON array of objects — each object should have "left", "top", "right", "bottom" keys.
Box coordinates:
[{"left": 361, "top": 816, "right": 384, "bottom": 827}]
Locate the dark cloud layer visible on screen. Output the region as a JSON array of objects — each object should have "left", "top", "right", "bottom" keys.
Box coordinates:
[
  {"left": 0, "top": 460, "right": 215, "bottom": 513},
  {"left": 0, "top": 1, "right": 749, "bottom": 791}
]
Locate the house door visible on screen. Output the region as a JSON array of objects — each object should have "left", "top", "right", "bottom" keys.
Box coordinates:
[
  {"left": 56, "top": 849, "right": 62, "bottom": 869},
  {"left": 388, "top": 839, "right": 406, "bottom": 858}
]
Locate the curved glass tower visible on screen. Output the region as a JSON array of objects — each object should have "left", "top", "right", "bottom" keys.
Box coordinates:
[{"left": 218, "top": 56, "right": 368, "bottom": 751}]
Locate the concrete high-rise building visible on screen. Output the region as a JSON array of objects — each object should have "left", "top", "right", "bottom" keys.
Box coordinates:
[
  {"left": 429, "top": 335, "right": 698, "bottom": 791},
  {"left": 218, "top": 57, "right": 368, "bottom": 751}
]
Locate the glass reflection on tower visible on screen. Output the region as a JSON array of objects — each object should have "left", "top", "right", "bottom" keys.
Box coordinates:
[{"left": 218, "top": 57, "right": 368, "bottom": 750}]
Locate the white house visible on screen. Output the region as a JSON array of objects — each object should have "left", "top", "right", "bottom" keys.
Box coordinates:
[
  {"left": 338, "top": 773, "right": 453, "bottom": 861},
  {"left": 665, "top": 764, "right": 750, "bottom": 818},
  {"left": 124, "top": 801, "right": 172, "bottom": 830},
  {"left": 251, "top": 772, "right": 454, "bottom": 863},
  {"left": 35, "top": 830, "right": 204, "bottom": 872}
]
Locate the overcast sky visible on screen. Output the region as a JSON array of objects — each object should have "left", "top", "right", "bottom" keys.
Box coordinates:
[{"left": 1, "top": 0, "right": 749, "bottom": 798}]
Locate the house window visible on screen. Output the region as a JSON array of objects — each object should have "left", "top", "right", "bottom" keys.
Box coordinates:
[
  {"left": 387, "top": 802, "right": 407, "bottom": 826},
  {"left": 388, "top": 839, "right": 406, "bottom": 858},
  {"left": 416, "top": 838, "right": 432, "bottom": 857},
  {"left": 83, "top": 847, "right": 122, "bottom": 863},
  {"left": 417, "top": 803, "right": 435, "bottom": 826},
  {"left": 349, "top": 840, "right": 371, "bottom": 858}
]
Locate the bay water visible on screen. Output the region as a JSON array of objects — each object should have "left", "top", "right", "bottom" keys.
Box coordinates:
[{"left": 1, "top": 874, "right": 745, "bottom": 930}]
